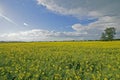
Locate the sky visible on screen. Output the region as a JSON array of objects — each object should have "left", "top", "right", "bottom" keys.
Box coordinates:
[{"left": 0, "top": 0, "right": 120, "bottom": 41}]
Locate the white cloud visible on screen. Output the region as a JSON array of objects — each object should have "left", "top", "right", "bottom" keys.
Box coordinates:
[
  {"left": 72, "top": 24, "right": 87, "bottom": 32},
  {"left": 37, "top": 0, "right": 120, "bottom": 18},
  {"left": 0, "top": 29, "right": 89, "bottom": 41},
  {"left": 37, "top": 0, "right": 88, "bottom": 19},
  {"left": 0, "top": 29, "right": 49, "bottom": 41},
  {"left": 23, "top": 23, "right": 28, "bottom": 26}
]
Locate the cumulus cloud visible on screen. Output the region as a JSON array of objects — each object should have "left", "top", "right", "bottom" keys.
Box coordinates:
[{"left": 72, "top": 24, "right": 87, "bottom": 32}]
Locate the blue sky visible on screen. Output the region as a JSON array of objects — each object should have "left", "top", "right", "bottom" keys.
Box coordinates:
[
  {"left": 0, "top": 0, "right": 80, "bottom": 32},
  {"left": 0, "top": 0, "right": 120, "bottom": 41}
]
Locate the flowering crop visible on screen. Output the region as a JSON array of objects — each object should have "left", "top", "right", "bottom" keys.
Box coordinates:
[{"left": 0, "top": 41, "right": 120, "bottom": 80}]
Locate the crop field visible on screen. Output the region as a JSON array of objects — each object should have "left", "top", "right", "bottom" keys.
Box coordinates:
[{"left": 0, "top": 41, "right": 120, "bottom": 80}]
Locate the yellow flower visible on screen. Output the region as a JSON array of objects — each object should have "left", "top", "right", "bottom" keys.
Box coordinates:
[{"left": 104, "top": 78, "right": 108, "bottom": 80}]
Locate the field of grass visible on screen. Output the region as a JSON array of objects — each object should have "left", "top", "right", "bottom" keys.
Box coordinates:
[{"left": 0, "top": 41, "right": 120, "bottom": 80}]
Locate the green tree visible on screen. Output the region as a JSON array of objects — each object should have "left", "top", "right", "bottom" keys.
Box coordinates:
[{"left": 100, "top": 27, "right": 116, "bottom": 41}]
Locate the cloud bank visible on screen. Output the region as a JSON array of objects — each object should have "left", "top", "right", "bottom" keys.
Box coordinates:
[{"left": 0, "top": 29, "right": 89, "bottom": 41}]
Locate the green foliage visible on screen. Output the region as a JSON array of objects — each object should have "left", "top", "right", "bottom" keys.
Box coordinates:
[
  {"left": 0, "top": 42, "right": 120, "bottom": 80},
  {"left": 101, "top": 27, "right": 116, "bottom": 41}
]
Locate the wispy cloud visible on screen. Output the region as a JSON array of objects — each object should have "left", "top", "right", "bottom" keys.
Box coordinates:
[{"left": 0, "top": 13, "right": 17, "bottom": 25}]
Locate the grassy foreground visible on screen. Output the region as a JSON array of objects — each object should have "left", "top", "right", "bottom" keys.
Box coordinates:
[{"left": 0, "top": 41, "right": 120, "bottom": 80}]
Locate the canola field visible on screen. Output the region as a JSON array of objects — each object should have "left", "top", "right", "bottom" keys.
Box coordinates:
[{"left": 0, "top": 41, "right": 120, "bottom": 80}]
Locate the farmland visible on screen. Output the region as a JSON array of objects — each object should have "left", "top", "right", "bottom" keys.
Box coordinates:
[{"left": 0, "top": 41, "right": 120, "bottom": 80}]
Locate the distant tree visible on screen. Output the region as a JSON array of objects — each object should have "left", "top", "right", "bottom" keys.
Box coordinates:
[{"left": 100, "top": 27, "right": 116, "bottom": 41}]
